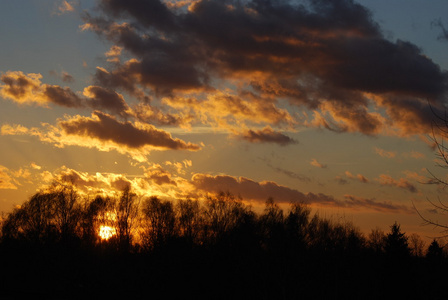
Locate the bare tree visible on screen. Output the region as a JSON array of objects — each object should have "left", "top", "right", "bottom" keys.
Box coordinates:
[
  {"left": 367, "top": 227, "right": 386, "bottom": 253},
  {"left": 176, "top": 198, "right": 203, "bottom": 244},
  {"left": 409, "top": 233, "right": 426, "bottom": 257},
  {"left": 115, "top": 186, "right": 139, "bottom": 252},
  {"left": 141, "top": 196, "right": 176, "bottom": 250},
  {"left": 413, "top": 108, "right": 448, "bottom": 236}
]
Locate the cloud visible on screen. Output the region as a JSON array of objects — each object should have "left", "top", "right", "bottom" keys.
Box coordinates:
[
  {"left": 377, "top": 174, "right": 418, "bottom": 193},
  {"left": 268, "top": 166, "right": 311, "bottom": 183},
  {"left": 374, "top": 147, "right": 396, "bottom": 158},
  {"left": 357, "top": 174, "right": 369, "bottom": 183},
  {"left": 1, "top": 71, "right": 136, "bottom": 116},
  {"left": 0, "top": 71, "right": 82, "bottom": 108},
  {"left": 143, "top": 164, "right": 177, "bottom": 186},
  {"left": 405, "top": 151, "right": 425, "bottom": 159},
  {"left": 30, "top": 163, "right": 42, "bottom": 170},
  {"left": 58, "top": 111, "right": 201, "bottom": 151},
  {"left": 240, "top": 127, "right": 297, "bottom": 146},
  {"left": 54, "top": 1, "right": 76, "bottom": 15},
  {"left": 1, "top": 112, "right": 201, "bottom": 162},
  {"left": 105, "top": 45, "right": 123, "bottom": 63},
  {"left": 190, "top": 173, "right": 413, "bottom": 213},
  {"left": 82, "top": 86, "right": 132, "bottom": 117},
  {"left": 49, "top": 70, "right": 75, "bottom": 83},
  {"left": 80, "top": 0, "right": 448, "bottom": 137},
  {"left": 46, "top": 166, "right": 191, "bottom": 199},
  {"left": 43, "top": 85, "right": 83, "bottom": 108},
  {"left": 0, "top": 165, "right": 18, "bottom": 189},
  {"left": 190, "top": 173, "right": 337, "bottom": 205},
  {"left": 343, "top": 194, "right": 414, "bottom": 214},
  {"left": 164, "top": 91, "right": 296, "bottom": 132},
  {"left": 55, "top": 167, "right": 133, "bottom": 193},
  {"left": 344, "top": 171, "right": 369, "bottom": 183},
  {"left": 310, "top": 159, "right": 327, "bottom": 169}
]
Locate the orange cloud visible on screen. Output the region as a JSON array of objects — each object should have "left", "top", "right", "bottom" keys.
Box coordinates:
[
  {"left": 49, "top": 166, "right": 191, "bottom": 200},
  {"left": 377, "top": 174, "right": 418, "bottom": 193},
  {"left": 164, "top": 91, "right": 295, "bottom": 131},
  {"left": 0, "top": 71, "right": 82, "bottom": 108},
  {"left": 105, "top": 45, "right": 123, "bottom": 63},
  {"left": 54, "top": 1, "right": 75, "bottom": 15},
  {"left": 0, "top": 165, "right": 18, "bottom": 190},
  {"left": 344, "top": 171, "right": 369, "bottom": 183},
  {"left": 143, "top": 164, "right": 177, "bottom": 186},
  {"left": 310, "top": 159, "right": 327, "bottom": 169}
]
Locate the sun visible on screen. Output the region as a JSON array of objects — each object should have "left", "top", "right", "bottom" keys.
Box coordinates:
[{"left": 99, "top": 225, "right": 116, "bottom": 240}]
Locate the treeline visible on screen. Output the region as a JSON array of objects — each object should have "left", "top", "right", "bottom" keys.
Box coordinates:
[{"left": 0, "top": 182, "right": 447, "bottom": 299}]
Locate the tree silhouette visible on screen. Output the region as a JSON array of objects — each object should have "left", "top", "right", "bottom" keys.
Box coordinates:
[
  {"left": 141, "top": 196, "right": 176, "bottom": 250},
  {"left": 409, "top": 233, "right": 426, "bottom": 257},
  {"left": 284, "top": 201, "right": 311, "bottom": 252},
  {"left": 384, "top": 222, "right": 410, "bottom": 259},
  {"left": 115, "top": 186, "right": 139, "bottom": 252},
  {"left": 51, "top": 182, "right": 82, "bottom": 244},
  {"left": 3, "top": 183, "right": 448, "bottom": 298},
  {"left": 176, "top": 198, "right": 202, "bottom": 245},
  {"left": 202, "top": 191, "right": 249, "bottom": 245},
  {"left": 426, "top": 239, "right": 444, "bottom": 261}
]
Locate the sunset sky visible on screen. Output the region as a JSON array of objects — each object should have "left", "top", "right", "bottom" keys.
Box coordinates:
[{"left": 2, "top": 0, "right": 448, "bottom": 239}]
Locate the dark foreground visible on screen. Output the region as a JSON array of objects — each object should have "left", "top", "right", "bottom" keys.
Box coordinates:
[{"left": 1, "top": 239, "right": 447, "bottom": 300}]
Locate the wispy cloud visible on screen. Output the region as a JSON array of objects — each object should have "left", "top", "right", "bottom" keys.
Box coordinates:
[
  {"left": 190, "top": 173, "right": 337, "bottom": 205},
  {"left": 374, "top": 147, "right": 396, "bottom": 158},
  {"left": 344, "top": 171, "right": 369, "bottom": 183},
  {"left": 343, "top": 194, "right": 414, "bottom": 214},
  {"left": 53, "top": 1, "right": 76, "bottom": 15},
  {"left": 377, "top": 174, "right": 418, "bottom": 193},
  {"left": 310, "top": 159, "right": 327, "bottom": 169}
]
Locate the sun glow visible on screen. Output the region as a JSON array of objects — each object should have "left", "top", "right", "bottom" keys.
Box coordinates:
[{"left": 99, "top": 225, "right": 116, "bottom": 240}]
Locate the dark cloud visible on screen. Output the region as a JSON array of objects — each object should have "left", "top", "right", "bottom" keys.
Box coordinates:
[
  {"left": 191, "top": 173, "right": 336, "bottom": 204},
  {"left": 83, "top": 85, "right": 131, "bottom": 117},
  {"left": 191, "top": 173, "right": 413, "bottom": 213},
  {"left": 240, "top": 127, "right": 297, "bottom": 146},
  {"left": 343, "top": 195, "right": 414, "bottom": 214},
  {"left": 43, "top": 85, "right": 83, "bottom": 108},
  {"left": 59, "top": 111, "right": 201, "bottom": 151},
  {"left": 81, "top": 0, "right": 448, "bottom": 136},
  {"left": 269, "top": 165, "right": 311, "bottom": 183}
]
